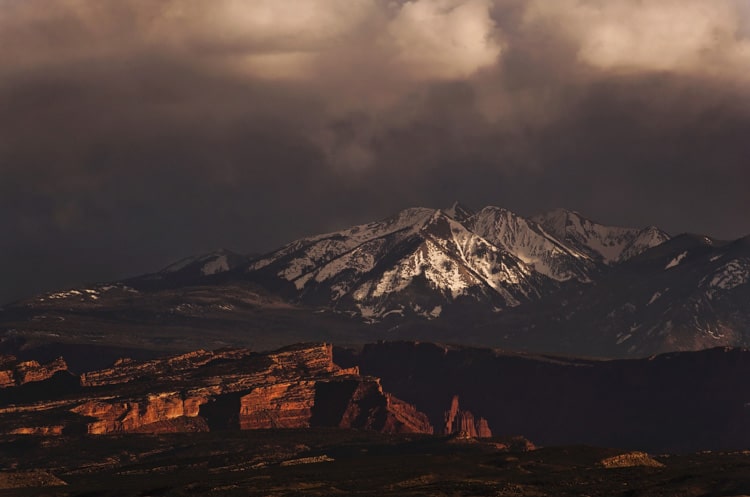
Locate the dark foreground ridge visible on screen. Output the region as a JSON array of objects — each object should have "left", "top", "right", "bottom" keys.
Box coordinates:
[{"left": 2, "top": 429, "right": 750, "bottom": 496}]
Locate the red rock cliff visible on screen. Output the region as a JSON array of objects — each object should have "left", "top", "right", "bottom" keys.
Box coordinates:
[
  {"left": 1, "top": 343, "right": 433, "bottom": 436},
  {"left": 0, "top": 356, "right": 68, "bottom": 388}
]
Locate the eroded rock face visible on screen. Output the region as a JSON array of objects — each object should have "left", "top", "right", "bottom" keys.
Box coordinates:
[
  {"left": 443, "top": 395, "right": 492, "bottom": 438},
  {"left": 0, "top": 356, "right": 68, "bottom": 388},
  {"left": 240, "top": 381, "right": 318, "bottom": 430},
  {"left": 0, "top": 343, "right": 433, "bottom": 436},
  {"left": 71, "top": 391, "right": 210, "bottom": 434}
]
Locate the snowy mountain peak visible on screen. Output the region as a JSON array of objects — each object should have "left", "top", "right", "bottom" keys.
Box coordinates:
[
  {"left": 237, "top": 204, "right": 667, "bottom": 321},
  {"left": 532, "top": 209, "right": 669, "bottom": 264},
  {"left": 244, "top": 204, "right": 557, "bottom": 321},
  {"left": 466, "top": 207, "right": 594, "bottom": 282}
]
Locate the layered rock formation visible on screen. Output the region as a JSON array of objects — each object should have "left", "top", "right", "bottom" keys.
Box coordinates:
[
  {"left": 79, "top": 349, "right": 252, "bottom": 387},
  {"left": 0, "top": 356, "right": 68, "bottom": 388},
  {"left": 0, "top": 344, "right": 432, "bottom": 436}
]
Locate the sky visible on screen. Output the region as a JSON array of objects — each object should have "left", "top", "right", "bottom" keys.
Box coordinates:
[{"left": 2, "top": 0, "right": 750, "bottom": 304}]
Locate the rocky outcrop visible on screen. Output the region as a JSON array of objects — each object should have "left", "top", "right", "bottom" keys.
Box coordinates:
[
  {"left": 0, "top": 343, "right": 433, "bottom": 437},
  {"left": 0, "top": 356, "right": 68, "bottom": 388},
  {"left": 0, "top": 369, "right": 13, "bottom": 388},
  {"left": 237, "top": 376, "right": 432, "bottom": 434},
  {"left": 600, "top": 452, "right": 665, "bottom": 468},
  {"left": 476, "top": 417, "right": 492, "bottom": 438},
  {"left": 443, "top": 395, "right": 492, "bottom": 438},
  {"left": 322, "top": 379, "right": 433, "bottom": 434},
  {"left": 71, "top": 391, "right": 211, "bottom": 434}
]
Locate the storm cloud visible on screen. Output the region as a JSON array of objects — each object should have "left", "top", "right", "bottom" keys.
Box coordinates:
[{"left": 2, "top": 0, "right": 749, "bottom": 303}]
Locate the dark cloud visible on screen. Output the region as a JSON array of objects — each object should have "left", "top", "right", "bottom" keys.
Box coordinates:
[{"left": 1, "top": 0, "right": 749, "bottom": 303}]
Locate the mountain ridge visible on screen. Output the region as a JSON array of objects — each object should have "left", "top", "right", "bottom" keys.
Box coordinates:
[
  {"left": 2, "top": 203, "right": 749, "bottom": 359},
  {"left": 239, "top": 204, "right": 669, "bottom": 321}
]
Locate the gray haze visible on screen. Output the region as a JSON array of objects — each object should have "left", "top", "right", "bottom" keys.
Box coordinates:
[{"left": 2, "top": 0, "right": 749, "bottom": 303}]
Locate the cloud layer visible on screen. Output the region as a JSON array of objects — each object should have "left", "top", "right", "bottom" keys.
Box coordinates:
[{"left": 1, "top": 0, "right": 749, "bottom": 302}]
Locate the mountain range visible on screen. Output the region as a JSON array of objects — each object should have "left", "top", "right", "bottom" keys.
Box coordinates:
[{"left": 2, "top": 203, "right": 749, "bottom": 359}]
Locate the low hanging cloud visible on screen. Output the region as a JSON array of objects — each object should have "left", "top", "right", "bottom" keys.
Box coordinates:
[{"left": 1, "top": 0, "right": 749, "bottom": 303}]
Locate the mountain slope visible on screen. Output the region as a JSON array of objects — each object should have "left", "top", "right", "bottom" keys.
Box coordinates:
[
  {"left": 127, "top": 249, "right": 251, "bottom": 289},
  {"left": 497, "top": 233, "right": 750, "bottom": 357},
  {"left": 246, "top": 209, "right": 553, "bottom": 320},
  {"left": 467, "top": 207, "right": 596, "bottom": 282}
]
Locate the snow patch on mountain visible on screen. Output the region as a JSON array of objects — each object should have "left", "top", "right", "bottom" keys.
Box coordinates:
[
  {"left": 648, "top": 291, "right": 664, "bottom": 305},
  {"left": 37, "top": 284, "right": 138, "bottom": 304},
  {"left": 201, "top": 255, "right": 229, "bottom": 275},
  {"left": 665, "top": 251, "right": 688, "bottom": 269},
  {"left": 368, "top": 239, "right": 471, "bottom": 300},
  {"left": 707, "top": 259, "right": 750, "bottom": 291}
]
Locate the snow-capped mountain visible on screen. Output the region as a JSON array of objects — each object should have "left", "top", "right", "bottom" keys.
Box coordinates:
[
  {"left": 532, "top": 208, "right": 669, "bottom": 264},
  {"left": 243, "top": 203, "right": 667, "bottom": 321},
  {"left": 246, "top": 207, "right": 554, "bottom": 320},
  {"left": 6, "top": 202, "right": 750, "bottom": 359}
]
